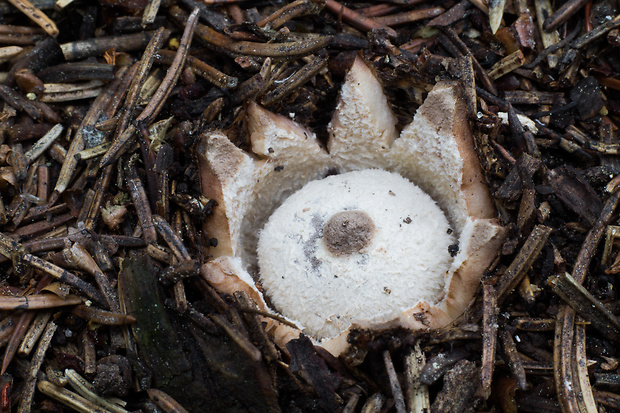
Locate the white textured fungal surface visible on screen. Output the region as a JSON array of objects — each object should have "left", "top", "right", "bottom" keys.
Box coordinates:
[{"left": 257, "top": 169, "right": 456, "bottom": 340}]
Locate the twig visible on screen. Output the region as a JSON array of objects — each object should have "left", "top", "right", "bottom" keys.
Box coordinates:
[
  {"left": 428, "top": 0, "right": 471, "bottom": 27},
  {"left": 575, "top": 324, "right": 599, "bottom": 412},
  {"left": 172, "top": 5, "right": 332, "bottom": 59},
  {"left": 63, "top": 243, "right": 120, "bottom": 312},
  {"left": 372, "top": 7, "right": 445, "bottom": 26},
  {"left": 136, "top": 8, "right": 199, "bottom": 126},
  {"left": 495, "top": 225, "right": 552, "bottom": 304},
  {"left": 571, "top": 14, "right": 620, "bottom": 49},
  {"left": 479, "top": 283, "right": 497, "bottom": 400},
  {"left": 0, "top": 84, "right": 44, "bottom": 120},
  {"left": 152, "top": 215, "right": 190, "bottom": 261},
  {"left": 65, "top": 369, "right": 130, "bottom": 413},
  {"left": 16, "top": 321, "right": 57, "bottom": 413},
  {"left": 384, "top": 350, "right": 406, "bottom": 413},
  {"left": 17, "top": 310, "right": 51, "bottom": 355},
  {"left": 359, "top": 3, "right": 400, "bottom": 18},
  {"left": 126, "top": 165, "right": 157, "bottom": 245},
  {"left": 535, "top": 0, "right": 561, "bottom": 68},
  {"left": 158, "top": 259, "right": 200, "bottom": 285},
  {"left": 83, "top": 165, "right": 113, "bottom": 231},
  {"left": 142, "top": 0, "right": 161, "bottom": 26},
  {"left": 555, "top": 190, "right": 620, "bottom": 412},
  {"left": 261, "top": 55, "right": 328, "bottom": 105},
  {"left": 551, "top": 272, "right": 620, "bottom": 341},
  {"left": 155, "top": 50, "right": 238, "bottom": 89},
  {"left": 573, "top": 190, "right": 620, "bottom": 283},
  {"left": 98, "top": 28, "right": 166, "bottom": 169},
  {"left": 467, "top": 0, "right": 488, "bottom": 14},
  {"left": 543, "top": 0, "right": 589, "bottom": 32},
  {"left": 22, "top": 253, "right": 107, "bottom": 306},
  {"left": 498, "top": 329, "right": 527, "bottom": 391},
  {"left": 236, "top": 307, "right": 301, "bottom": 329},
  {"left": 442, "top": 27, "right": 497, "bottom": 95},
  {"left": 210, "top": 313, "right": 262, "bottom": 362},
  {"left": 361, "top": 393, "right": 386, "bottom": 412},
  {"left": 487, "top": 50, "right": 525, "bottom": 80},
  {"left": 325, "top": 0, "right": 397, "bottom": 37},
  {"left": 50, "top": 69, "right": 118, "bottom": 203},
  {"left": 257, "top": 0, "right": 323, "bottom": 29},
  {"left": 0, "top": 46, "right": 24, "bottom": 64},
  {"left": 342, "top": 394, "right": 360, "bottom": 413},
  {"left": 523, "top": 23, "right": 580, "bottom": 69},
  {"left": 7, "top": 0, "right": 58, "bottom": 37},
  {"left": 147, "top": 389, "right": 189, "bottom": 413},
  {"left": 405, "top": 342, "right": 430, "bottom": 413},
  {"left": 420, "top": 348, "right": 469, "bottom": 385},
  {"left": 61, "top": 31, "right": 166, "bottom": 61},
  {"left": 24, "top": 123, "right": 63, "bottom": 164},
  {"left": 39, "top": 87, "right": 102, "bottom": 103},
  {"left": 14, "top": 211, "right": 76, "bottom": 238},
  {"left": 488, "top": 0, "right": 506, "bottom": 34},
  {"left": 1, "top": 311, "right": 34, "bottom": 374},
  {"left": 81, "top": 330, "right": 96, "bottom": 374},
  {"left": 37, "top": 380, "right": 116, "bottom": 413},
  {"left": 554, "top": 307, "right": 581, "bottom": 412},
  {"left": 75, "top": 142, "right": 112, "bottom": 161},
  {"left": 0, "top": 294, "right": 81, "bottom": 310},
  {"left": 100, "top": 9, "right": 199, "bottom": 166}
]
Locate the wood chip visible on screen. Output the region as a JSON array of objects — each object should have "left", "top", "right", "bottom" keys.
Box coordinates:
[
  {"left": 551, "top": 272, "right": 620, "bottom": 342},
  {"left": 496, "top": 225, "right": 552, "bottom": 304}
]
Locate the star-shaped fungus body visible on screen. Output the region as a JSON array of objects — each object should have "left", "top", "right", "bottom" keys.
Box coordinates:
[{"left": 199, "top": 56, "right": 505, "bottom": 356}]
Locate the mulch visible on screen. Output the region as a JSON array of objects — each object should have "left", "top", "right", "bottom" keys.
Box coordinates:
[{"left": 0, "top": 0, "right": 619, "bottom": 412}]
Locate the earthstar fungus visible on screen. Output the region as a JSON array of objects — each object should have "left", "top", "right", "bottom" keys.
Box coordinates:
[{"left": 199, "top": 56, "right": 506, "bottom": 356}]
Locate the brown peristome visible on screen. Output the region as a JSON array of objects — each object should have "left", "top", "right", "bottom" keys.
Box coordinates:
[{"left": 322, "top": 210, "right": 375, "bottom": 256}]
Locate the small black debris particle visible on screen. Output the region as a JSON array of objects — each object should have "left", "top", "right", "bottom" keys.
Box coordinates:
[
  {"left": 274, "top": 165, "right": 284, "bottom": 172},
  {"left": 448, "top": 243, "right": 459, "bottom": 257}
]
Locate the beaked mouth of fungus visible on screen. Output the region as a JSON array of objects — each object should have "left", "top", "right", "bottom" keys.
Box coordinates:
[{"left": 322, "top": 210, "right": 375, "bottom": 256}]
